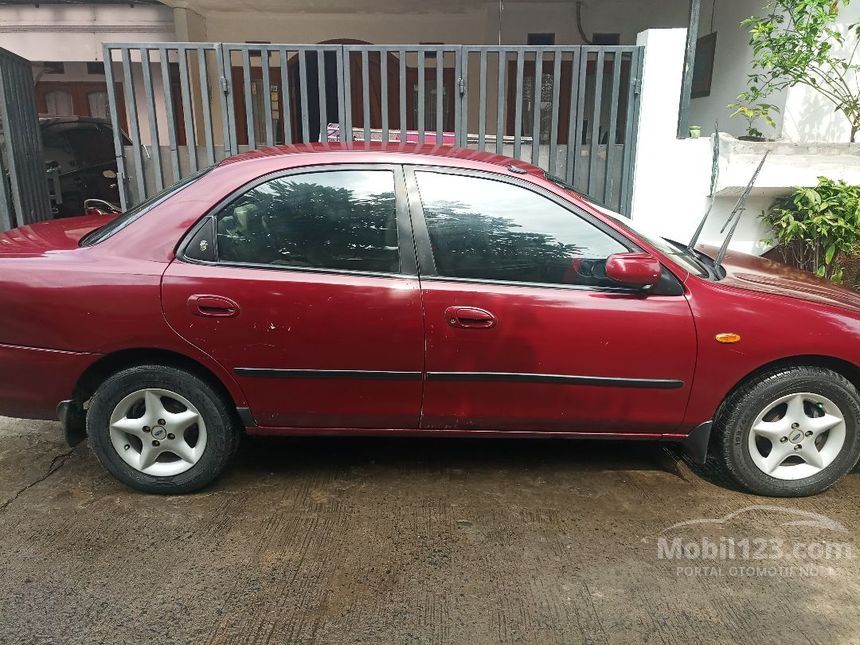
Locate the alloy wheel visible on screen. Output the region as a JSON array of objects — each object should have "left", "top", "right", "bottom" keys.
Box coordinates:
[
  {"left": 747, "top": 392, "right": 846, "bottom": 481},
  {"left": 108, "top": 388, "right": 208, "bottom": 477}
]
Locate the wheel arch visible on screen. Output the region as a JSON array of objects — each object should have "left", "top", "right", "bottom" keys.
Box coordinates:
[
  {"left": 72, "top": 348, "right": 248, "bottom": 422},
  {"left": 713, "top": 355, "right": 860, "bottom": 425}
]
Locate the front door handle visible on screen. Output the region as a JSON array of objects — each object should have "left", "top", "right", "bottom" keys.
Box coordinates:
[
  {"left": 445, "top": 306, "right": 496, "bottom": 329},
  {"left": 188, "top": 294, "right": 240, "bottom": 318}
]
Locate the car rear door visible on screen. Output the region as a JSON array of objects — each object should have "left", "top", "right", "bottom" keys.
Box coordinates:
[
  {"left": 406, "top": 167, "right": 697, "bottom": 435},
  {"left": 162, "top": 164, "right": 424, "bottom": 429}
]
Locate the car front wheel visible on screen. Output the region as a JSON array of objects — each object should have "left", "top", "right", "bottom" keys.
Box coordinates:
[
  {"left": 87, "top": 365, "right": 240, "bottom": 494},
  {"left": 713, "top": 366, "right": 860, "bottom": 497}
]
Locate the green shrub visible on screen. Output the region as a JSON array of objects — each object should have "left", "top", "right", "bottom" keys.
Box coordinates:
[{"left": 763, "top": 177, "right": 860, "bottom": 283}]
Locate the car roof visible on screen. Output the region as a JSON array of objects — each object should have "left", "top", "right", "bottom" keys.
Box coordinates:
[
  {"left": 38, "top": 115, "right": 113, "bottom": 127},
  {"left": 217, "top": 142, "right": 545, "bottom": 177}
]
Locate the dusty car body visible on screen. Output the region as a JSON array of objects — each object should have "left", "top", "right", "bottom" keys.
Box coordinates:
[{"left": 1, "top": 144, "right": 858, "bottom": 496}]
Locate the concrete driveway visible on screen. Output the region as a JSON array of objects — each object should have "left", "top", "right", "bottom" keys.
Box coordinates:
[{"left": 1, "top": 415, "right": 859, "bottom": 644}]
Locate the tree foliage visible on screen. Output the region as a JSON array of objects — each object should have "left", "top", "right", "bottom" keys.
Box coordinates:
[{"left": 736, "top": 0, "right": 860, "bottom": 141}]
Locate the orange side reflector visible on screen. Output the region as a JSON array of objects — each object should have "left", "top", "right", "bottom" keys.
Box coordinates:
[{"left": 715, "top": 333, "right": 741, "bottom": 344}]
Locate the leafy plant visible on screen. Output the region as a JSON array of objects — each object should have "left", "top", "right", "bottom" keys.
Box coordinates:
[
  {"left": 763, "top": 177, "right": 860, "bottom": 283},
  {"left": 739, "top": 0, "right": 860, "bottom": 142},
  {"left": 728, "top": 94, "right": 780, "bottom": 139}
]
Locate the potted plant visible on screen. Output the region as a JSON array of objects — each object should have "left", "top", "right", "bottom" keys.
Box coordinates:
[{"left": 729, "top": 91, "right": 779, "bottom": 141}]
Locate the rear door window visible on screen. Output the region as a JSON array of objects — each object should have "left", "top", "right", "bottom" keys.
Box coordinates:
[{"left": 215, "top": 170, "right": 400, "bottom": 274}]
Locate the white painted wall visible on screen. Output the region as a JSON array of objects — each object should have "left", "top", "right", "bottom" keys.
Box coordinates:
[
  {"left": 690, "top": 0, "right": 860, "bottom": 144},
  {"left": 780, "top": 2, "right": 860, "bottom": 144},
  {"left": 688, "top": 0, "right": 786, "bottom": 140},
  {"left": 198, "top": 0, "right": 690, "bottom": 45},
  {"left": 631, "top": 28, "right": 772, "bottom": 255},
  {"left": 0, "top": 4, "right": 175, "bottom": 62}
]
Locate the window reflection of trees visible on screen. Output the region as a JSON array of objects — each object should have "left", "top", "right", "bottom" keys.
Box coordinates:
[
  {"left": 423, "top": 199, "right": 592, "bottom": 284},
  {"left": 217, "top": 177, "right": 399, "bottom": 273}
]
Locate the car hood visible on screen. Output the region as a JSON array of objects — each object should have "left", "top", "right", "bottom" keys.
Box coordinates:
[
  {"left": 707, "top": 247, "right": 860, "bottom": 313},
  {"left": 0, "top": 215, "right": 115, "bottom": 257}
]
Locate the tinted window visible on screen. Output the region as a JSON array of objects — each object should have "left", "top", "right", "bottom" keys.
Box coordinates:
[
  {"left": 416, "top": 172, "right": 628, "bottom": 286},
  {"left": 216, "top": 170, "right": 399, "bottom": 273},
  {"left": 80, "top": 167, "right": 211, "bottom": 246}
]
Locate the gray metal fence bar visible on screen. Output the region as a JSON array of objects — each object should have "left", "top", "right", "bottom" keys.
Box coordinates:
[
  {"left": 361, "top": 50, "right": 370, "bottom": 142},
  {"left": 620, "top": 47, "right": 644, "bottom": 216},
  {"left": 548, "top": 49, "right": 561, "bottom": 175},
  {"left": 261, "top": 50, "right": 274, "bottom": 146},
  {"left": 197, "top": 48, "right": 216, "bottom": 165},
  {"left": 380, "top": 52, "right": 388, "bottom": 141},
  {"left": 417, "top": 52, "right": 425, "bottom": 144},
  {"left": 176, "top": 48, "right": 197, "bottom": 173},
  {"left": 120, "top": 48, "right": 146, "bottom": 201},
  {"left": 604, "top": 49, "right": 622, "bottom": 205},
  {"left": 496, "top": 51, "right": 505, "bottom": 154},
  {"left": 398, "top": 48, "right": 406, "bottom": 139},
  {"left": 279, "top": 48, "right": 292, "bottom": 144},
  {"left": 341, "top": 49, "right": 353, "bottom": 141},
  {"left": 454, "top": 49, "right": 464, "bottom": 147},
  {"left": 241, "top": 49, "right": 255, "bottom": 149},
  {"left": 316, "top": 50, "right": 327, "bottom": 142},
  {"left": 176, "top": 50, "right": 198, "bottom": 172},
  {"left": 102, "top": 47, "right": 129, "bottom": 209},
  {"left": 159, "top": 47, "right": 181, "bottom": 184},
  {"left": 435, "top": 53, "right": 443, "bottom": 145},
  {"left": 478, "top": 51, "right": 487, "bottom": 149},
  {"left": 298, "top": 50, "right": 310, "bottom": 141},
  {"left": 530, "top": 48, "right": 542, "bottom": 166},
  {"left": 335, "top": 49, "right": 346, "bottom": 141},
  {"left": 588, "top": 49, "right": 605, "bottom": 196},
  {"left": 513, "top": 50, "right": 524, "bottom": 159},
  {"left": 140, "top": 48, "right": 164, "bottom": 192},
  {"left": 569, "top": 48, "right": 588, "bottom": 185}
]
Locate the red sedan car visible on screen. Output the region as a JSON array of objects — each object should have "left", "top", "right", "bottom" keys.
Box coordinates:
[{"left": 1, "top": 145, "right": 859, "bottom": 496}]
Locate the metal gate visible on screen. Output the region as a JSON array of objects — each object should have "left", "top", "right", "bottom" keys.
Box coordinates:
[
  {"left": 104, "top": 43, "right": 642, "bottom": 215},
  {"left": 0, "top": 47, "right": 50, "bottom": 232}
]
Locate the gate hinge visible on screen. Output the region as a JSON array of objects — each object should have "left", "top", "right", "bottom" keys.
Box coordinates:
[
  {"left": 457, "top": 77, "right": 466, "bottom": 96},
  {"left": 220, "top": 76, "right": 230, "bottom": 95}
]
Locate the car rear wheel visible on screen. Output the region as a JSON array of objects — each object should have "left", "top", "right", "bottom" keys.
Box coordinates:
[
  {"left": 713, "top": 366, "right": 860, "bottom": 497},
  {"left": 88, "top": 365, "right": 240, "bottom": 494}
]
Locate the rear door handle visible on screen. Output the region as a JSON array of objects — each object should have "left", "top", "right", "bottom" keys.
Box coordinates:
[
  {"left": 188, "top": 294, "right": 240, "bottom": 318},
  {"left": 445, "top": 306, "right": 496, "bottom": 329}
]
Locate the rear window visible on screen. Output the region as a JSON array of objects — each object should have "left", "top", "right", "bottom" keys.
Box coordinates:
[{"left": 80, "top": 167, "right": 211, "bottom": 246}]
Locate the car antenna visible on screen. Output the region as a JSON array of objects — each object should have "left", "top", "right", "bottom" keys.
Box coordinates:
[
  {"left": 714, "top": 150, "right": 769, "bottom": 267},
  {"left": 686, "top": 123, "right": 721, "bottom": 252}
]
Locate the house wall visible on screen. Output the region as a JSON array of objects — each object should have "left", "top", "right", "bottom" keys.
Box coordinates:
[
  {"left": 633, "top": 28, "right": 774, "bottom": 255},
  {"left": 780, "top": 2, "right": 860, "bottom": 144},
  {"left": 0, "top": 3, "right": 175, "bottom": 61},
  {"left": 689, "top": 0, "right": 860, "bottom": 144},
  {"left": 196, "top": 0, "right": 689, "bottom": 46}
]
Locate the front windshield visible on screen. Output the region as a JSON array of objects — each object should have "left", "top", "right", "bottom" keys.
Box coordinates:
[
  {"left": 80, "top": 167, "right": 212, "bottom": 246},
  {"left": 544, "top": 174, "right": 713, "bottom": 279}
]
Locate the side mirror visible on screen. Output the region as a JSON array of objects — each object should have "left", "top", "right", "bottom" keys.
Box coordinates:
[{"left": 605, "top": 252, "right": 662, "bottom": 288}]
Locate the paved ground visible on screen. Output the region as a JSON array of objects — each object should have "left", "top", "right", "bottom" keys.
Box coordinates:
[{"left": 1, "top": 416, "right": 859, "bottom": 644}]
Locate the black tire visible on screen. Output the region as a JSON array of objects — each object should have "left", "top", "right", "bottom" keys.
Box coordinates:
[
  {"left": 712, "top": 366, "right": 860, "bottom": 497},
  {"left": 87, "top": 364, "right": 240, "bottom": 494}
]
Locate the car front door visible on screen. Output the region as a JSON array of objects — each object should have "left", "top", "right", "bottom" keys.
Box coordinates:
[
  {"left": 162, "top": 165, "right": 424, "bottom": 429},
  {"left": 407, "top": 167, "right": 697, "bottom": 435}
]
